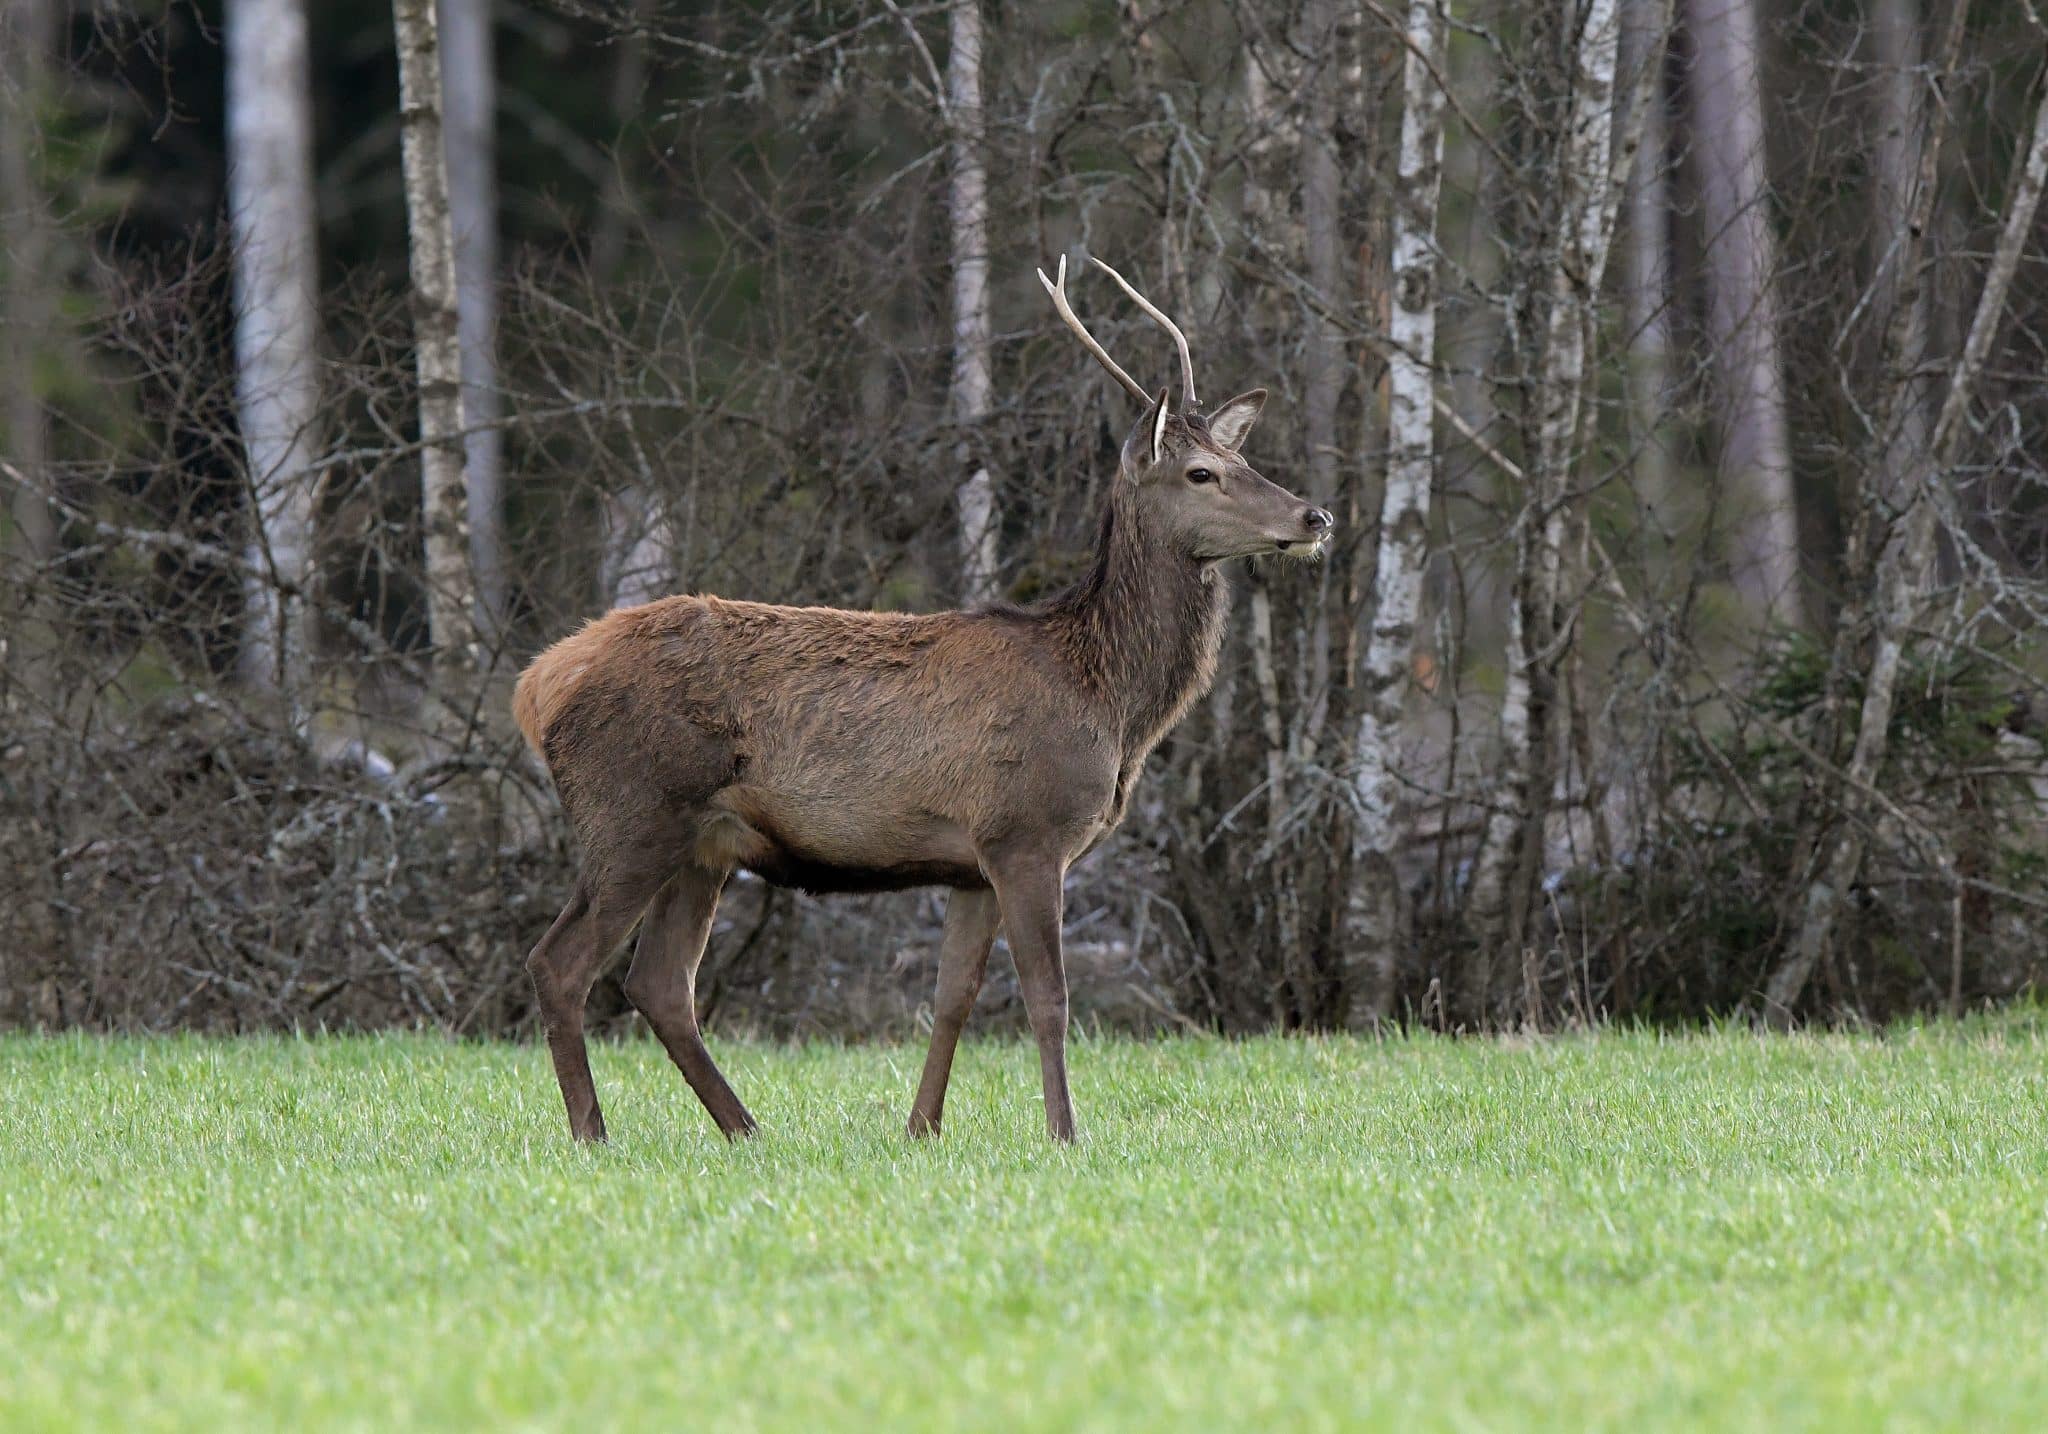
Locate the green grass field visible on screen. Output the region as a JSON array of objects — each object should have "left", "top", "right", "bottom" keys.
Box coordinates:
[{"left": 5, "top": 1020, "right": 2048, "bottom": 1431}]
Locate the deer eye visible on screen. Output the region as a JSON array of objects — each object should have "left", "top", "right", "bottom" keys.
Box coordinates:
[{"left": 1186, "top": 467, "right": 1218, "bottom": 485}]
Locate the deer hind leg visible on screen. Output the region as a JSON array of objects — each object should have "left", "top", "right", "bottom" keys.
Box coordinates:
[
  {"left": 988, "top": 856, "right": 1076, "bottom": 1143},
  {"left": 907, "top": 887, "right": 1001, "bottom": 1138},
  {"left": 527, "top": 869, "right": 665, "bottom": 1143},
  {"left": 623, "top": 865, "right": 758, "bottom": 1139}
]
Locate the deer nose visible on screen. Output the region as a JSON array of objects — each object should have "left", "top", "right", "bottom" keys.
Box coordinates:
[{"left": 1304, "top": 507, "right": 1335, "bottom": 534}]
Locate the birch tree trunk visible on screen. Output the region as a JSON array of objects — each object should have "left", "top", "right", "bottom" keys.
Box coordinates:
[
  {"left": 1684, "top": 0, "right": 1802, "bottom": 629},
  {"left": 225, "top": 0, "right": 323, "bottom": 713},
  {"left": 394, "top": 0, "right": 479, "bottom": 714},
  {"left": 1348, "top": 0, "right": 1448, "bottom": 1026},
  {"left": 1467, "top": 0, "right": 1647, "bottom": 990},
  {"left": 2, "top": 0, "right": 56, "bottom": 687},
  {"left": 604, "top": 478, "right": 675, "bottom": 607},
  {"left": 1762, "top": 50, "right": 2048, "bottom": 1024},
  {"left": 947, "top": 0, "right": 997, "bottom": 605},
  {"left": 437, "top": 0, "right": 505, "bottom": 638}
]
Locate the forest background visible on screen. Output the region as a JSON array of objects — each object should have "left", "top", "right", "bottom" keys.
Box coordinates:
[{"left": 6, "top": 0, "right": 2048, "bottom": 1039}]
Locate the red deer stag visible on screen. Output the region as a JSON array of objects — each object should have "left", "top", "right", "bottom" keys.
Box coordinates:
[{"left": 513, "top": 255, "right": 1332, "bottom": 1143}]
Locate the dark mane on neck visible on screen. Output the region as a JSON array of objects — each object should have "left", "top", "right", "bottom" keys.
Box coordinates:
[
  {"left": 979, "top": 489, "right": 1120, "bottom": 624},
  {"left": 989, "top": 477, "right": 1229, "bottom": 757},
  {"left": 1046, "top": 494, "right": 1127, "bottom": 621}
]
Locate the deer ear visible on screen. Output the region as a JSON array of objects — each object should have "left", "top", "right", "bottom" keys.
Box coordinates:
[
  {"left": 1122, "top": 387, "right": 1173, "bottom": 476},
  {"left": 1206, "top": 388, "right": 1266, "bottom": 452}
]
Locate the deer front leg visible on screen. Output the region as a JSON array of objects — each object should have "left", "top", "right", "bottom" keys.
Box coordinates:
[
  {"left": 987, "top": 856, "right": 1075, "bottom": 1143},
  {"left": 908, "top": 888, "right": 1001, "bottom": 1138}
]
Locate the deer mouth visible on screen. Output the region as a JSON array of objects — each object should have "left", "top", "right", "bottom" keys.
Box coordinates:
[{"left": 1275, "top": 536, "right": 1328, "bottom": 559}]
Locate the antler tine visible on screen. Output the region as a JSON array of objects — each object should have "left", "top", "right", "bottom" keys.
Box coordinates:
[
  {"left": 1088, "top": 256, "right": 1198, "bottom": 412},
  {"left": 1037, "top": 254, "right": 1152, "bottom": 406}
]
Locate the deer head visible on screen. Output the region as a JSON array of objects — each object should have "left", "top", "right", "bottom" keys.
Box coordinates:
[{"left": 1038, "top": 255, "right": 1333, "bottom": 563}]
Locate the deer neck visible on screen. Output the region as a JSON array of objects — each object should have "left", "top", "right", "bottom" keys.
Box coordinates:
[{"left": 1056, "top": 486, "right": 1229, "bottom": 759}]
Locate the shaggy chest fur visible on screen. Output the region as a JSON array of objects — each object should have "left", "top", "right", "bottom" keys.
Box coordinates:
[{"left": 1057, "top": 502, "right": 1228, "bottom": 805}]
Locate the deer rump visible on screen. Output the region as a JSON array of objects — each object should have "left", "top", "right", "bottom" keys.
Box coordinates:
[{"left": 515, "top": 591, "right": 1097, "bottom": 897}]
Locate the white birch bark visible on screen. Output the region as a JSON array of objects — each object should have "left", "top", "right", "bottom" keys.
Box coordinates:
[
  {"left": 394, "top": 0, "right": 480, "bottom": 700},
  {"left": 1466, "top": 0, "right": 1632, "bottom": 965},
  {"left": 1764, "top": 67, "right": 2048, "bottom": 1022},
  {"left": 947, "top": 0, "right": 998, "bottom": 605},
  {"left": 1348, "top": 0, "right": 1448, "bottom": 1025},
  {"left": 1685, "top": 0, "right": 1802, "bottom": 628},
  {"left": 438, "top": 0, "right": 505, "bottom": 637},
  {"left": 603, "top": 481, "right": 676, "bottom": 607},
  {"left": 225, "top": 0, "right": 323, "bottom": 710}
]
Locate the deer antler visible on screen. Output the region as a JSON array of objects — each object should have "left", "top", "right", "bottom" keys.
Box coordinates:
[
  {"left": 1036, "top": 254, "right": 1151, "bottom": 406},
  {"left": 1088, "top": 256, "right": 1197, "bottom": 412}
]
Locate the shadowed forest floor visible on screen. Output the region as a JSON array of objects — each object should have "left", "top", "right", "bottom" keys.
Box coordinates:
[{"left": 5, "top": 1019, "right": 2048, "bottom": 1430}]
